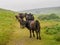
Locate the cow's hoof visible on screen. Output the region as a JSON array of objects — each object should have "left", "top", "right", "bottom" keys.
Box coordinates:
[
  {"left": 39, "top": 37, "right": 41, "bottom": 40},
  {"left": 29, "top": 36, "right": 32, "bottom": 38},
  {"left": 37, "top": 37, "right": 38, "bottom": 39}
]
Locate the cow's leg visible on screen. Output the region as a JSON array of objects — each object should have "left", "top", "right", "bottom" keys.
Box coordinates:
[
  {"left": 38, "top": 30, "right": 41, "bottom": 40},
  {"left": 32, "top": 30, "right": 35, "bottom": 37},
  {"left": 35, "top": 30, "right": 38, "bottom": 39},
  {"left": 29, "top": 30, "right": 32, "bottom": 38}
]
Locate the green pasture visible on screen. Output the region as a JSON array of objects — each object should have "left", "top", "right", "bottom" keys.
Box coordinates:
[{"left": 0, "top": 9, "right": 60, "bottom": 45}]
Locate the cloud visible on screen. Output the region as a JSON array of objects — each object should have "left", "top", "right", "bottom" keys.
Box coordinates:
[{"left": 0, "top": 0, "right": 60, "bottom": 11}]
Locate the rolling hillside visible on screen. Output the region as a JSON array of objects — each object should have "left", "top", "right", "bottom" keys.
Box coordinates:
[
  {"left": 0, "top": 8, "right": 17, "bottom": 45},
  {"left": 20, "top": 7, "right": 60, "bottom": 15},
  {"left": 0, "top": 8, "right": 60, "bottom": 45}
]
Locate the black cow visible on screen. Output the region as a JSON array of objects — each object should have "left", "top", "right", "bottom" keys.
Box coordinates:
[{"left": 15, "top": 13, "right": 41, "bottom": 40}]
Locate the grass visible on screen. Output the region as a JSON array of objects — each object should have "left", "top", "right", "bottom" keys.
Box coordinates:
[
  {"left": 0, "top": 9, "right": 60, "bottom": 45},
  {"left": 0, "top": 9, "right": 16, "bottom": 45}
]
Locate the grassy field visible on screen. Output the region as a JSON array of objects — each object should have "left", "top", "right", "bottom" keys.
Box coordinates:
[{"left": 0, "top": 9, "right": 60, "bottom": 45}]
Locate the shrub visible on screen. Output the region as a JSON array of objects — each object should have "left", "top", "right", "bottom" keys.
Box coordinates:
[
  {"left": 45, "top": 24, "right": 60, "bottom": 35},
  {"left": 45, "top": 28, "right": 58, "bottom": 35},
  {"left": 38, "top": 13, "right": 60, "bottom": 21},
  {"left": 54, "top": 32, "right": 60, "bottom": 41}
]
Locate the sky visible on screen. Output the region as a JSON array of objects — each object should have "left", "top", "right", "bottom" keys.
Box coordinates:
[{"left": 0, "top": 0, "right": 60, "bottom": 11}]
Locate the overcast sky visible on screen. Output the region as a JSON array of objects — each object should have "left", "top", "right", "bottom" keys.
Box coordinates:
[{"left": 0, "top": 0, "right": 60, "bottom": 11}]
